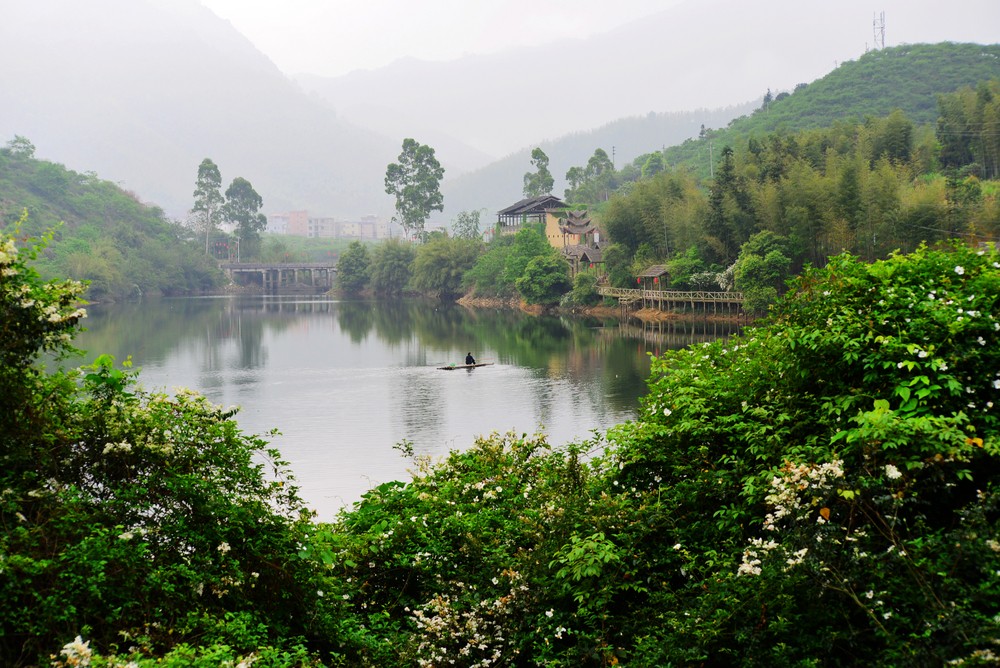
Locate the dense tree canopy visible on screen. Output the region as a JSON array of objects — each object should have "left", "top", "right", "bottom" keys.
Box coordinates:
[
  {"left": 0, "top": 148, "right": 221, "bottom": 300},
  {"left": 368, "top": 238, "right": 416, "bottom": 297},
  {"left": 410, "top": 235, "right": 483, "bottom": 298},
  {"left": 515, "top": 254, "right": 572, "bottom": 305}
]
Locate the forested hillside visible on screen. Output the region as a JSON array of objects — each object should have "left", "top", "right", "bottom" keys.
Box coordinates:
[
  {"left": 662, "top": 42, "right": 1000, "bottom": 177},
  {"left": 558, "top": 49, "right": 1000, "bottom": 313},
  {"left": 0, "top": 140, "right": 221, "bottom": 300}
]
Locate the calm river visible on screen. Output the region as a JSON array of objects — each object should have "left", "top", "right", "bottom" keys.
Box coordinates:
[{"left": 70, "top": 296, "right": 739, "bottom": 520}]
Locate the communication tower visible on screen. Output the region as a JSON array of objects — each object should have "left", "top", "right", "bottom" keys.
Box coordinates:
[{"left": 873, "top": 11, "right": 886, "bottom": 50}]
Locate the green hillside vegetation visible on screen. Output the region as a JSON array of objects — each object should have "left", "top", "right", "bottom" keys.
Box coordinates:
[
  {"left": 349, "top": 67, "right": 1000, "bottom": 312},
  {"left": 562, "top": 70, "right": 1000, "bottom": 312},
  {"left": 0, "top": 139, "right": 221, "bottom": 300},
  {"left": 660, "top": 42, "right": 1000, "bottom": 177}
]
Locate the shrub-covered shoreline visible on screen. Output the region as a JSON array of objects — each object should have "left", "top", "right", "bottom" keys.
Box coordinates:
[{"left": 3, "top": 224, "right": 998, "bottom": 666}]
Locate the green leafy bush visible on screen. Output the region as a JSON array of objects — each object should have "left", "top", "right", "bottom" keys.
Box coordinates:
[
  {"left": 608, "top": 241, "right": 1000, "bottom": 664},
  {"left": 1, "top": 222, "right": 332, "bottom": 665}
]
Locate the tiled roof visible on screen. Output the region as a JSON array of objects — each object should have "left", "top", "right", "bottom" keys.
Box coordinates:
[
  {"left": 497, "top": 194, "right": 566, "bottom": 216},
  {"left": 563, "top": 245, "right": 603, "bottom": 262},
  {"left": 638, "top": 264, "right": 669, "bottom": 277}
]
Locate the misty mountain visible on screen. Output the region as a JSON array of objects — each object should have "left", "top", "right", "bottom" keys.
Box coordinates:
[
  {"left": 0, "top": 0, "right": 777, "bottom": 223},
  {"left": 3, "top": 0, "right": 994, "bottom": 226},
  {"left": 294, "top": 0, "right": 885, "bottom": 162},
  {"left": 0, "top": 0, "right": 400, "bottom": 219},
  {"left": 438, "top": 103, "right": 757, "bottom": 224}
]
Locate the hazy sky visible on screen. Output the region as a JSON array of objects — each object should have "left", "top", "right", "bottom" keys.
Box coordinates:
[
  {"left": 198, "top": 0, "right": 684, "bottom": 77},
  {"left": 193, "top": 0, "right": 1000, "bottom": 83}
]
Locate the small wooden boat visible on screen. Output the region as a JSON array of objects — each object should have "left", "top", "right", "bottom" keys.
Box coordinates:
[{"left": 437, "top": 362, "right": 494, "bottom": 370}]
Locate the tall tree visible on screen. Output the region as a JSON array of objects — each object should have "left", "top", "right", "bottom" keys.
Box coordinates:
[
  {"left": 224, "top": 177, "right": 266, "bottom": 262},
  {"left": 565, "top": 166, "right": 585, "bottom": 197},
  {"left": 384, "top": 138, "right": 445, "bottom": 240},
  {"left": 192, "top": 158, "right": 224, "bottom": 255},
  {"left": 522, "top": 147, "right": 554, "bottom": 198},
  {"left": 706, "top": 146, "right": 755, "bottom": 263}
]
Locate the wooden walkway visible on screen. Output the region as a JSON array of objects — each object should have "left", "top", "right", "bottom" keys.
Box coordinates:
[{"left": 597, "top": 287, "right": 744, "bottom": 317}]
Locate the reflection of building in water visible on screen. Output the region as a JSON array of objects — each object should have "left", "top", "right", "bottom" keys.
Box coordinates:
[
  {"left": 614, "top": 318, "right": 743, "bottom": 352},
  {"left": 266, "top": 211, "right": 388, "bottom": 239}
]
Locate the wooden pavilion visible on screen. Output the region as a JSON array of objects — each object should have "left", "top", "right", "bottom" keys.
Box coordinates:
[{"left": 496, "top": 195, "right": 567, "bottom": 237}]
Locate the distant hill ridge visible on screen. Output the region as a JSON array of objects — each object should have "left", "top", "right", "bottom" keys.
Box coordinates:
[{"left": 661, "top": 42, "right": 1000, "bottom": 176}]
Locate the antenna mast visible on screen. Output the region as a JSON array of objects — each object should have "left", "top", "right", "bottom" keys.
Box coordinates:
[{"left": 873, "top": 11, "right": 885, "bottom": 50}]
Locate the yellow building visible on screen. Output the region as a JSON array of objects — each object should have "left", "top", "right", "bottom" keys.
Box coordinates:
[
  {"left": 496, "top": 196, "right": 603, "bottom": 277},
  {"left": 496, "top": 195, "right": 567, "bottom": 247}
]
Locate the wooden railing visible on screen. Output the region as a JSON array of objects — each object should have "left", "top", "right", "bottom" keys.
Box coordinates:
[
  {"left": 597, "top": 287, "right": 743, "bottom": 303},
  {"left": 220, "top": 262, "right": 336, "bottom": 271}
]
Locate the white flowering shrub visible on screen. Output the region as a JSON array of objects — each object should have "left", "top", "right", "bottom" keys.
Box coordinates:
[
  {"left": 0, "top": 224, "right": 331, "bottom": 665},
  {"left": 608, "top": 242, "right": 1000, "bottom": 665}
]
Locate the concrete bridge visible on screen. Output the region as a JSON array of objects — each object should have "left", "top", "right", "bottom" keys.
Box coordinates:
[
  {"left": 220, "top": 262, "right": 336, "bottom": 293},
  {"left": 597, "top": 286, "right": 744, "bottom": 317}
]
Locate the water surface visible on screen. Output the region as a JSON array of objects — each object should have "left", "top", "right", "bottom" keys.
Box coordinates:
[{"left": 72, "top": 296, "right": 739, "bottom": 519}]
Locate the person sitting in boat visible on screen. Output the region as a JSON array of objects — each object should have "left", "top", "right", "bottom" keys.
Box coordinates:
[{"left": 465, "top": 352, "right": 475, "bottom": 365}]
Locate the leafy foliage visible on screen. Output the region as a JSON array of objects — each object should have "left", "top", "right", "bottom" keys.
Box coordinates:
[
  {"left": 516, "top": 254, "right": 572, "bottom": 305},
  {"left": 565, "top": 148, "right": 618, "bottom": 203},
  {"left": 0, "top": 146, "right": 221, "bottom": 300},
  {"left": 384, "top": 138, "right": 445, "bottom": 239},
  {"left": 336, "top": 240, "right": 371, "bottom": 294},
  {"left": 410, "top": 235, "right": 483, "bottom": 298},
  {"left": 463, "top": 228, "right": 562, "bottom": 301},
  {"left": 368, "top": 238, "right": 416, "bottom": 297},
  {"left": 0, "top": 225, "right": 331, "bottom": 666},
  {"left": 191, "top": 158, "right": 224, "bottom": 255},
  {"left": 522, "top": 147, "right": 555, "bottom": 198},
  {"left": 564, "top": 272, "right": 602, "bottom": 307},
  {"left": 604, "top": 241, "right": 1000, "bottom": 664},
  {"left": 223, "top": 176, "right": 267, "bottom": 260},
  {"left": 449, "top": 209, "right": 484, "bottom": 240},
  {"left": 732, "top": 231, "right": 793, "bottom": 314}
]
